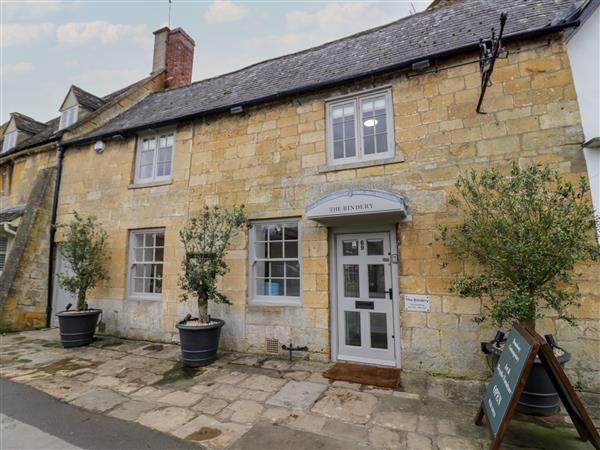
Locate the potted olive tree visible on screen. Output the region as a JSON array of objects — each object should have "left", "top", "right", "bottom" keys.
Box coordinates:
[
  {"left": 177, "top": 205, "right": 247, "bottom": 367},
  {"left": 55, "top": 212, "right": 110, "bottom": 347},
  {"left": 440, "top": 163, "right": 599, "bottom": 415}
]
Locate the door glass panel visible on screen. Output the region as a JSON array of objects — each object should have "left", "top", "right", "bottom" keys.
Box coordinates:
[
  {"left": 368, "top": 264, "right": 385, "bottom": 298},
  {"left": 343, "top": 264, "right": 360, "bottom": 298},
  {"left": 345, "top": 311, "right": 361, "bottom": 347},
  {"left": 342, "top": 240, "right": 358, "bottom": 256},
  {"left": 367, "top": 239, "right": 384, "bottom": 255},
  {"left": 370, "top": 312, "right": 388, "bottom": 349}
]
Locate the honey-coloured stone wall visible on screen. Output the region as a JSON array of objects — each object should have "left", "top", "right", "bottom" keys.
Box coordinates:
[{"left": 57, "top": 34, "right": 599, "bottom": 391}]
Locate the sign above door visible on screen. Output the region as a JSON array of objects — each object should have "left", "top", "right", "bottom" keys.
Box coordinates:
[{"left": 306, "top": 189, "right": 407, "bottom": 225}]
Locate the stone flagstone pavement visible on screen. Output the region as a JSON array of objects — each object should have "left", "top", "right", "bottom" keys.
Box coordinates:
[{"left": 1, "top": 329, "right": 598, "bottom": 450}]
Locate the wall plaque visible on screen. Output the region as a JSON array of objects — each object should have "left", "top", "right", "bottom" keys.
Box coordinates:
[{"left": 404, "top": 294, "right": 430, "bottom": 312}]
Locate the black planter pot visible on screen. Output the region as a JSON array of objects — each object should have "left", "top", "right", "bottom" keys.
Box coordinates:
[
  {"left": 486, "top": 341, "right": 571, "bottom": 416},
  {"left": 176, "top": 318, "right": 225, "bottom": 367},
  {"left": 56, "top": 309, "right": 102, "bottom": 348}
]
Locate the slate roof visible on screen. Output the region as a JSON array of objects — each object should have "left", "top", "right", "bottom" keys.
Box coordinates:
[
  {"left": 0, "top": 75, "right": 155, "bottom": 157},
  {"left": 11, "top": 113, "right": 47, "bottom": 135},
  {"left": 0, "top": 204, "right": 26, "bottom": 223},
  {"left": 67, "top": 0, "right": 583, "bottom": 145},
  {"left": 70, "top": 85, "right": 106, "bottom": 111}
]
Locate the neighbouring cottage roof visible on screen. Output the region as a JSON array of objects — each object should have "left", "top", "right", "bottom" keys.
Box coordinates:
[
  {"left": 70, "top": 85, "right": 106, "bottom": 111},
  {"left": 0, "top": 204, "right": 26, "bottom": 223},
  {"left": 11, "top": 113, "right": 47, "bottom": 135},
  {"left": 0, "top": 75, "right": 155, "bottom": 157},
  {"left": 67, "top": 0, "right": 585, "bottom": 146}
]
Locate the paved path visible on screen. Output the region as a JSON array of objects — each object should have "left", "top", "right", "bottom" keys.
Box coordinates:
[
  {"left": 0, "top": 379, "right": 200, "bottom": 450},
  {"left": 1, "top": 329, "right": 596, "bottom": 450}
]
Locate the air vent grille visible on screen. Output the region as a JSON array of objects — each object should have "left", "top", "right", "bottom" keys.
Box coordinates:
[{"left": 265, "top": 338, "right": 279, "bottom": 354}]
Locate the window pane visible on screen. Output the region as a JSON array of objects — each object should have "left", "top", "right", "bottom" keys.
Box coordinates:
[
  {"left": 368, "top": 264, "right": 386, "bottom": 299},
  {"left": 158, "top": 147, "right": 172, "bottom": 163},
  {"left": 333, "top": 123, "right": 343, "bottom": 141},
  {"left": 285, "top": 261, "right": 300, "bottom": 277},
  {"left": 145, "top": 234, "right": 154, "bottom": 246},
  {"left": 343, "top": 240, "right": 358, "bottom": 256},
  {"left": 256, "top": 278, "right": 267, "bottom": 295},
  {"left": 375, "top": 117, "right": 387, "bottom": 134},
  {"left": 135, "top": 248, "right": 144, "bottom": 261},
  {"left": 367, "top": 240, "right": 384, "bottom": 255},
  {"left": 157, "top": 161, "right": 171, "bottom": 177},
  {"left": 332, "top": 106, "right": 344, "bottom": 120},
  {"left": 144, "top": 248, "right": 153, "bottom": 261},
  {"left": 374, "top": 97, "right": 386, "bottom": 113},
  {"left": 345, "top": 311, "right": 361, "bottom": 346},
  {"left": 344, "top": 120, "right": 355, "bottom": 139},
  {"left": 345, "top": 139, "right": 356, "bottom": 157},
  {"left": 376, "top": 134, "right": 388, "bottom": 153},
  {"left": 266, "top": 279, "right": 284, "bottom": 296},
  {"left": 155, "top": 234, "right": 164, "bottom": 247},
  {"left": 256, "top": 261, "right": 269, "bottom": 277},
  {"left": 134, "top": 265, "right": 144, "bottom": 278},
  {"left": 155, "top": 247, "right": 164, "bottom": 261},
  {"left": 286, "top": 279, "right": 300, "bottom": 297},
  {"left": 343, "top": 105, "right": 355, "bottom": 117},
  {"left": 370, "top": 312, "right": 388, "bottom": 349},
  {"left": 284, "top": 242, "right": 298, "bottom": 258},
  {"left": 255, "top": 225, "right": 268, "bottom": 241},
  {"left": 255, "top": 242, "right": 267, "bottom": 259},
  {"left": 364, "top": 135, "right": 375, "bottom": 155},
  {"left": 269, "top": 242, "right": 283, "bottom": 258},
  {"left": 284, "top": 225, "right": 298, "bottom": 240},
  {"left": 134, "top": 278, "right": 144, "bottom": 293},
  {"left": 271, "top": 261, "right": 284, "bottom": 277},
  {"left": 344, "top": 264, "right": 360, "bottom": 298},
  {"left": 155, "top": 277, "right": 162, "bottom": 293},
  {"left": 140, "top": 164, "right": 153, "bottom": 179},
  {"left": 166, "top": 134, "right": 174, "bottom": 146},
  {"left": 269, "top": 224, "right": 283, "bottom": 241},
  {"left": 333, "top": 141, "right": 344, "bottom": 159}
]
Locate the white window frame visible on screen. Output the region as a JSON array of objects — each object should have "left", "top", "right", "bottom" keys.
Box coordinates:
[
  {"left": 2, "top": 131, "right": 17, "bottom": 153},
  {"left": 133, "top": 130, "right": 175, "bottom": 185},
  {"left": 1, "top": 166, "right": 11, "bottom": 196},
  {"left": 59, "top": 106, "right": 79, "bottom": 130},
  {"left": 127, "top": 228, "right": 165, "bottom": 300},
  {"left": 0, "top": 235, "right": 8, "bottom": 273},
  {"left": 326, "top": 88, "right": 395, "bottom": 166},
  {"left": 249, "top": 219, "right": 302, "bottom": 306}
]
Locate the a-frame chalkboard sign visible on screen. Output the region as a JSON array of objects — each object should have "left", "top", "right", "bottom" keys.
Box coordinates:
[{"left": 475, "top": 323, "right": 600, "bottom": 450}]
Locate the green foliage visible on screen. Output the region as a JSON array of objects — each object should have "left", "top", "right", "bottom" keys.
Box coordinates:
[
  {"left": 56, "top": 212, "right": 110, "bottom": 310},
  {"left": 179, "top": 205, "right": 247, "bottom": 323},
  {"left": 439, "top": 163, "right": 600, "bottom": 329}
]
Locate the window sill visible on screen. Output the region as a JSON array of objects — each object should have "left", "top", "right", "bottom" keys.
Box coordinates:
[
  {"left": 247, "top": 299, "right": 302, "bottom": 308},
  {"left": 318, "top": 153, "right": 405, "bottom": 174},
  {"left": 127, "top": 295, "right": 163, "bottom": 302},
  {"left": 128, "top": 179, "right": 172, "bottom": 190}
]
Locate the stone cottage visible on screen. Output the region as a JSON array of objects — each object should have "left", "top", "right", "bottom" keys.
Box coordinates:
[
  {"left": 7, "top": 0, "right": 600, "bottom": 391},
  {"left": 0, "top": 27, "right": 197, "bottom": 329}
]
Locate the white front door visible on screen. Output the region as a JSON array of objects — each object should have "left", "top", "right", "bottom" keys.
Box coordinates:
[{"left": 336, "top": 232, "right": 396, "bottom": 366}]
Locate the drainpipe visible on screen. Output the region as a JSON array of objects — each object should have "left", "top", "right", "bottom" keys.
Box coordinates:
[{"left": 45, "top": 145, "right": 65, "bottom": 328}]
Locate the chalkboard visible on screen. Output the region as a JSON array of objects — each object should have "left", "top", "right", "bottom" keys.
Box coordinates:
[
  {"left": 476, "top": 323, "right": 600, "bottom": 450},
  {"left": 482, "top": 324, "right": 537, "bottom": 437}
]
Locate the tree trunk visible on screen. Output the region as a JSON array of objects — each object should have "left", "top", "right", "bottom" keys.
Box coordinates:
[
  {"left": 77, "top": 290, "right": 86, "bottom": 311},
  {"left": 197, "top": 292, "right": 208, "bottom": 324}
]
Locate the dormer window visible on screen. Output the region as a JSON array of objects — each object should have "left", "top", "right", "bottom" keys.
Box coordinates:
[
  {"left": 59, "top": 106, "right": 78, "bottom": 130},
  {"left": 2, "top": 131, "right": 17, "bottom": 153}
]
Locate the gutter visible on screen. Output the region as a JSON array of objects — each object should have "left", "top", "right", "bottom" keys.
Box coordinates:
[
  {"left": 62, "top": 19, "right": 581, "bottom": 148},
  {"left": 45, "top": 144, "right": 65, "bottom": 328}
]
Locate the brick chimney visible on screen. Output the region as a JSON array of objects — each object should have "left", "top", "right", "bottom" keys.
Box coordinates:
[{"left": 152, "top": 27, "right": 195, "bottom": 89}]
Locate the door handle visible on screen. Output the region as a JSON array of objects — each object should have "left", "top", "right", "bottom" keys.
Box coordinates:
[{"left": 386, "top": 288, "right": 393, "bottom": 300}]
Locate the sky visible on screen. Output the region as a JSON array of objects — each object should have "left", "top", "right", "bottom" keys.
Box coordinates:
[{"left": 1, "top": 0, "right": 431, "bottom": 124}]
